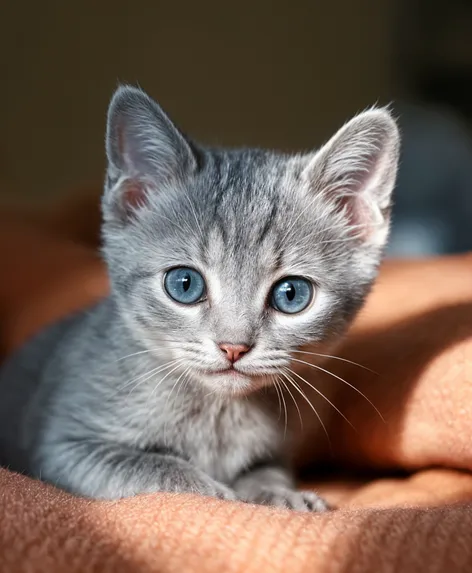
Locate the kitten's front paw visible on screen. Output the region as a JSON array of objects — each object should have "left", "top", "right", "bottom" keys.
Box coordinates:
[
  {"left": 172, "top": 469, "right": 236, "bottom": 501},
  {"left": 197, "top": 479, "right": 237, "bottom": 501},
  {"left": 247, "top": 487, "right": 330, "bottom": 512}
]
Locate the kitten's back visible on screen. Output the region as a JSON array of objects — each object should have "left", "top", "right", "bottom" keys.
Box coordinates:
[{"left": 0, "top": 302, "right": 103, "bottom": 472}]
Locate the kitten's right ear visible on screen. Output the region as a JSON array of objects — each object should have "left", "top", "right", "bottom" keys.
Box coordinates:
[
  {"left": 104, "top": 85, "right": 197, "bottom": 221},
  {"left": 303, "top": 107, "right": 400, "bottom": 247}
]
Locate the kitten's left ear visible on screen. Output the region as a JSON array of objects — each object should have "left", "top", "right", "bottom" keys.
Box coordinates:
[
  {"left": 104, "top": 85, "right": 198, "bottom": 221},
  {"left": 303, "top": 107, "right": 400, "bottom": 246}
]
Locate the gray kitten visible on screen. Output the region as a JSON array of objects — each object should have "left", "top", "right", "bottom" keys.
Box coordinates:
[{"left": 0, "top": 87, "right": 399, "bottom": 511}]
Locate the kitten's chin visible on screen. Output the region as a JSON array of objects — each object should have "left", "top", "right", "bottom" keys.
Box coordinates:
[{"left": 195, "top": 370, "right": 271, "bottom": 397}]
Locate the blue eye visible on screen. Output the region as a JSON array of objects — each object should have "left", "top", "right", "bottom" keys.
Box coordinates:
[
  {"left": 271, "top": 277, "right": 313, "bottom": 314},
  {"left": 164, "top": 267, "right": 206, "bottom": 304}
]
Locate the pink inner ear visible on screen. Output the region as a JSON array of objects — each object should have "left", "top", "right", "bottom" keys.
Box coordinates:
[
  {"left": 122, "top": 180, "right": 148, "bottom": 217},
  {"left": 327, "top": 153, "right": 379, "bottom": 239},
  {"left": 337, "top": 192, "right": 371, "bottom": 239}
]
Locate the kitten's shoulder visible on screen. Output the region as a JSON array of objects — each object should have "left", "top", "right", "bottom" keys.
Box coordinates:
[{"left": 0, "top": 297, "right": 115, "bottom": 470}]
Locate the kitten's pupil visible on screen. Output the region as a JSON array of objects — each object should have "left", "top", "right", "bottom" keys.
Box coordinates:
[
  {"left": 279, "top": 282, "right": 296, "bottom": 301},
  {"left": 285, "top": 283, "right": 296, "bottom": 301},
  {"left": 181, "top": 274, "right": 191, "bottom": 292}
]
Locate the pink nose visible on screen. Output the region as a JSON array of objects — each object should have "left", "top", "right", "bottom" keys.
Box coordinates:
[{"left": 219, "top": 343, "right": 251, "bottom": 363}]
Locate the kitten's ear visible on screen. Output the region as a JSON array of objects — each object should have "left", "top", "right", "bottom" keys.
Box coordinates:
[
  {"left": 303, "top": 107, "right": 400, "bottom": 246},
  {"left": 104, "top": 85, "right": 197, "bottom": 221}
]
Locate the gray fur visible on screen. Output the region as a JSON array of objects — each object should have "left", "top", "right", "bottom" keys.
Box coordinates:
[{"left": 0, "top": 86, "right": 399, "bottom": 511}]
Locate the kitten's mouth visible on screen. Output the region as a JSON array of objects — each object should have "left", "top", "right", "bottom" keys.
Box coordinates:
[
  {"left": 204, "top": 367, "right": 267, "bottom": 379},
  {"left": 206, "top": 367, "right": 243, "bottom": 377},
  {"left": 199, "top": 367, "right": 272, "bottom": 396}
]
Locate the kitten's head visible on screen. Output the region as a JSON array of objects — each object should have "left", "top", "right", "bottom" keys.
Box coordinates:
[{"left": 102, "top": 86, "right": 399, "bottom": 396}]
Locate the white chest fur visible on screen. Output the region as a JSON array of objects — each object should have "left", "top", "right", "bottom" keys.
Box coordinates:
[{"left": 123, "top": 389, "right": 283, "bottom": 483}]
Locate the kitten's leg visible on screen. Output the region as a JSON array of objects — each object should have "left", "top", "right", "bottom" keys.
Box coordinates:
[
  {"left": 233, "top": 463, "right": 329, "bottom": 512},
  {"left": 37, "top": 440, "right": 236, "bottom": 501}
]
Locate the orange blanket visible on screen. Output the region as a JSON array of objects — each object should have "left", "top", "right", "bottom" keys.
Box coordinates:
[{"left": 1, "top": 192, "right": 472, "bottom": 572}]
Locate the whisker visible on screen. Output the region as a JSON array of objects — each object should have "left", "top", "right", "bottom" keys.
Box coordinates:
[
  {"left": 116, "top": 341, "right": 198, "bottom": 363},
  {"left": 271, "top": 375, "right": 283, "bottom": 423},
  {"left": 163, "top": 367, "right": 192, "bottom": 447},
  {"left": 285, "top": 366, "right": 356, "bottom": 432},
  {"left": 291, "top": 350, "right": 376, "bottom": 374},
  {"left": 118, "top": 364, "right": 170, "bottom": 394},
  {"left": 116, "top": 349, "right": 153, "bottom": 362},
  {"left": 203, "top": 388, "right": 220, "bottom": 399},
  {"left": 172, "top": 366, "right": 193, "bottom": 407},
  {"left": 149, "top": 362, "right": 186, "bottom": 401},
  {"left": 273, "top": 375, "right": 289, "bottom": 439},
  {"left": 163, "top": 365, "right": 191, "bottom": 413},
  {"left": 280, "top": 368, "right": 331, "bottom": 449},
  {"left": 181, "top": 370, "right": 193, "bottom": 399},
  {"left": 289, "top": 357, "right": 385, "bottom": 423},
  {"left": 277, "top": 377, "right": 290, "bottom": 439},
  {"left": 277, "top": 370, "right": 302, "bottom": 434},
  {"left": 118, "top": 359, "right": 184, "bottom": 394}
]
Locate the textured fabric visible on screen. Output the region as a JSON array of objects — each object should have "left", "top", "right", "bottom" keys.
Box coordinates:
[
  {"left": 1, "top": 190, "right": 472, "bottom": 572},
  {"left": 2, "top": 467, "right": 472, "bottom": 573}
]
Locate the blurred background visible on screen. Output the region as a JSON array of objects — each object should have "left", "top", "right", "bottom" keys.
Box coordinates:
[{"left": 2, "top": 0, "right": 472, "bottom": 256}]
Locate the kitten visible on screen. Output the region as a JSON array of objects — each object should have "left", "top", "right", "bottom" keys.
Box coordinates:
[{"left": 0, "top": 87, "right": 399, "bottom": 511}]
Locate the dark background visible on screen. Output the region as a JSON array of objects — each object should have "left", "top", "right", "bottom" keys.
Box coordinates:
[{"left": 2, "top": 0, "right": 472, "bottom": 256}]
